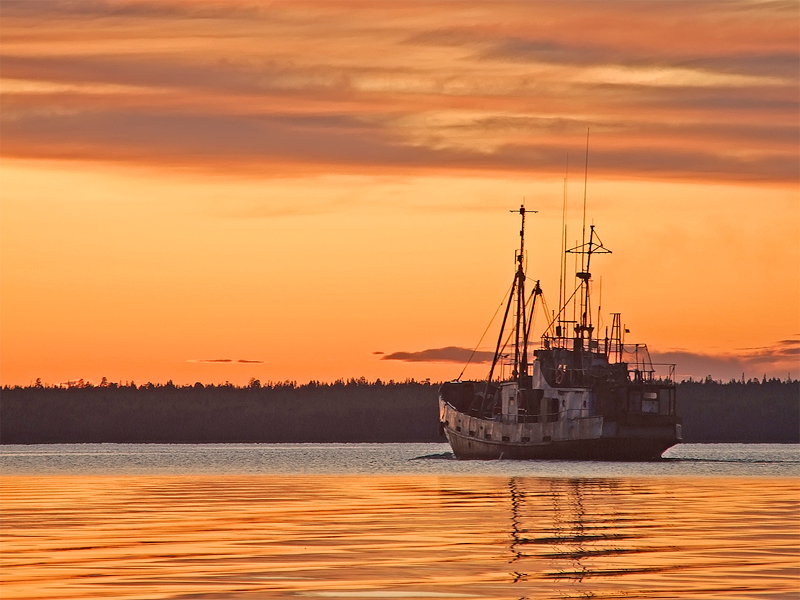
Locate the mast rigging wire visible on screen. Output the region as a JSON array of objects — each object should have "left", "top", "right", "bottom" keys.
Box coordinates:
[
  {"left": 497, "top": 287, "right": 546, "bottom": 377},
  {"left": 457, "top": 280, "right": 515, "bottom": 381}
]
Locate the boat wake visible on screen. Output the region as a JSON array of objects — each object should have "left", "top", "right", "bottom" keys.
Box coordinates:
[{"left": 410, "top": 452, "right": 456, "bottom": 461}]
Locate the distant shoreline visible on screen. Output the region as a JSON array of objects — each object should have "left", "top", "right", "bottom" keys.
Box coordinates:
[{"left": 2, "top": 379, "right": 798, "bottom": 445}]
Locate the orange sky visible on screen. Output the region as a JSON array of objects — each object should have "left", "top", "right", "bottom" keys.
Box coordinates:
[{"left": 1, "top": 0, "right": 798, "bottom": 385}]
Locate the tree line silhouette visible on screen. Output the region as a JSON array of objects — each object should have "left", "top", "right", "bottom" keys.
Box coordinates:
[{"left": 1, "top": 377, "right": 797, "bottom": 444}]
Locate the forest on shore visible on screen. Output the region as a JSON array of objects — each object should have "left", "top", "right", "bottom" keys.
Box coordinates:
[{"left": 1, "top": 377, "right": 798, "bottom": 444}]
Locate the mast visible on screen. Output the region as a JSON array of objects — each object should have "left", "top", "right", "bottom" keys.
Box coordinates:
[
  {"left": 486, "top": 204, "right": 538, "bottom": 392},
  {"left": 510, "top": 204, "right": 536, "bottom": 384},
  {"left": 512, "top": 205, "right": 524, "bottom": 380}
]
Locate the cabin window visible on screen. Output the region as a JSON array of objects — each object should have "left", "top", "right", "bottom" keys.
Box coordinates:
[
  {"left": 642, "top": 391, "right": 659, "bottom": 414},
  {"left": 642, "top": 399, "right": 658, "bottom": 413}
]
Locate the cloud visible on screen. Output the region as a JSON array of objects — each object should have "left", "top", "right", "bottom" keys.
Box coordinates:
[
  {"left": 684, "top": 52, "right": 800, "bottom": 80},
  {"left": 651, "top": 338, "right": 800, "bottom": 381},
  {"left": 1, "top": 108, "right": 422, "bottom": 167},
  {"left": 483, "top": 38, "right": 798, "bottom": 81},
  {"left": 381, "top": 346, "right": 495, "bottom": 364},
  {"left": 1, "top": 0, "right": 265, "bottom": 21},
  {"left": 380, "top": 340, "right": 798, "bottom": 379},
  {"left": 1, "top": 1, "right": 797, "bottom": 184},
  {"left": 409, "top": 2, "right": 799, "bottom": 80},
  {"left": 188, "top": 358, "right": 232, "bottom": 363},
  {"left": 3, "top": 107, "right": 796, "bottom": 182},
  {"left": 736, "top": 338, "right": 800, "bottom": 366},
  {"left": 1, "top": 53, "right": 350, "bottom": 96},
  {"left": 187, "top": 358, "right": 264, "bottom": 364}
]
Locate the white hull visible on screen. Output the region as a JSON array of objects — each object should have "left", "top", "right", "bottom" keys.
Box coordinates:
[{"left": 439, "top": 399, "right": 681, "bottom": 461}]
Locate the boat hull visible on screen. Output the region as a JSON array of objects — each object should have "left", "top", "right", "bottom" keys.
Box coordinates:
[
  {"left": 444, "top": 426, "right": 677, "bottom": 461},
  {"left": 440, "top": 399, "right": 680, "bottom": 461}
]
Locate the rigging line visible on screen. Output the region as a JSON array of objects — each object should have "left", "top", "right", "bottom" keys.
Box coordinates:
[
  {"left": 486, "top": 276, "right": 517, "bottom": 388},
  {"left": 527, "top": 310, "right": 538, "bottom": 362},
  {"left": 522, "top": 286, "right": 536, "bottom": 347},
  {"left": 503, "top": 285, "right": 541, "bottom": 362},
  {"left": 458, "top": 280, "right": 515, "bottom": 380},
  {"left": 499, "top": 326, "right": 516, "bottom": 365},
  {"left": 523, "top": 283, "right": 540, "bottom": 347},
  {"left": 524, "top": 291, "right": 543, "bottom": 358},
  {"left": 540, "top": 293, "right": 550, "bottom": 333},
  {"left": 544, "top": 284, "right": 581, "bottom": 334},
  {"left": 496, "top": 287, "right": 537, "bottom": 379}
]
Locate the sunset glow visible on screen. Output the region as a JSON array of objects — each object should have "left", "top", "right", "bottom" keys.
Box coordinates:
[{"left": 2, "top": 1, "right": 798, "bottom": 385}]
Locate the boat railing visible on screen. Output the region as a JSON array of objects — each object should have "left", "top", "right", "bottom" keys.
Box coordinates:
[
  {"left": 622, "top": 343, "right": 674, "bottom": 383},
  {"left": 629, "top": 363, "right": 675, "bottom": 384},
  {"left": 512, "top": 407, "right": 596, "bottom": 424}
]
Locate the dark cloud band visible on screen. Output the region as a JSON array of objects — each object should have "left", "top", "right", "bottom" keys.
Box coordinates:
[
  {"left": 381, "top": 346, "right": 495, "bottom": 363},
  {"left": 382, "top": 340, "right": 798, "bottom": 379},
  {"left": 188, "top": 359, "right": 264, "bottom": 364},
  {"left": 2, "top": 2, "right": 797, "bottom": 184}
]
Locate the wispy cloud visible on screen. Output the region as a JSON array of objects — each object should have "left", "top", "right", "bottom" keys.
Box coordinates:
[
  {"left": 652, "top": 338, "right": 800, "bottom": 380},
  {"left": 4, "top": 107, "right": 795, "bottom": 182},
  {"left": 381, "top": 339, "right": 799, "bottom": 378},
  {"left": 1, "top": 1, "right": 796, "bottom": 183},
  {"left": 381, "top": 346, "right": 495, "bottom": 364},
  {"left": 187, "top": 358, "right": 264, "bottom": 364},
  {"left": 0, "top": 0, "right": 267, "bottom": 21}
]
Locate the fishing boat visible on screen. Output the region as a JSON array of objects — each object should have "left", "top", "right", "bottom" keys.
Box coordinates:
[{"left": 438, "top": 205, "right": 681, "bottom": 460}]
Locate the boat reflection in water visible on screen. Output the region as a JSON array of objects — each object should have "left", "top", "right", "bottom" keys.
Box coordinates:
[
  {"left": 498, "top": 475, "right": 800, "bottom": 598},
  {"left": 507, "top": 476, "right": 678, "bottom": 588}
]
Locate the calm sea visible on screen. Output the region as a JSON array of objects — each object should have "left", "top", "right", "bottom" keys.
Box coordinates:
[{"left": 1, "top": 443, "right": 798, "bottom": 599}]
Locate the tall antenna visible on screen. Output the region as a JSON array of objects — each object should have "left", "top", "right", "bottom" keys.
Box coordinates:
[
  {"left": 558, "top": 153, "right": 568, "bottom": 336},
  {"left": 572, "top": 241, "right": 578, "bottom": 325},
  {"left": 596, "top": 275, "right": 603, "bottom": 333},
  {"left": 581, "top": 128, "right": 589, "bottom": 272}
]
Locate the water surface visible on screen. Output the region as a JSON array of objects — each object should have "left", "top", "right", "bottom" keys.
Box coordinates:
[
  {"left": 2, "top": 442, "right": 798, "bottom": 477},
  {"left": 2, "top": 444, "right": 798, "bottom": 599}
]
